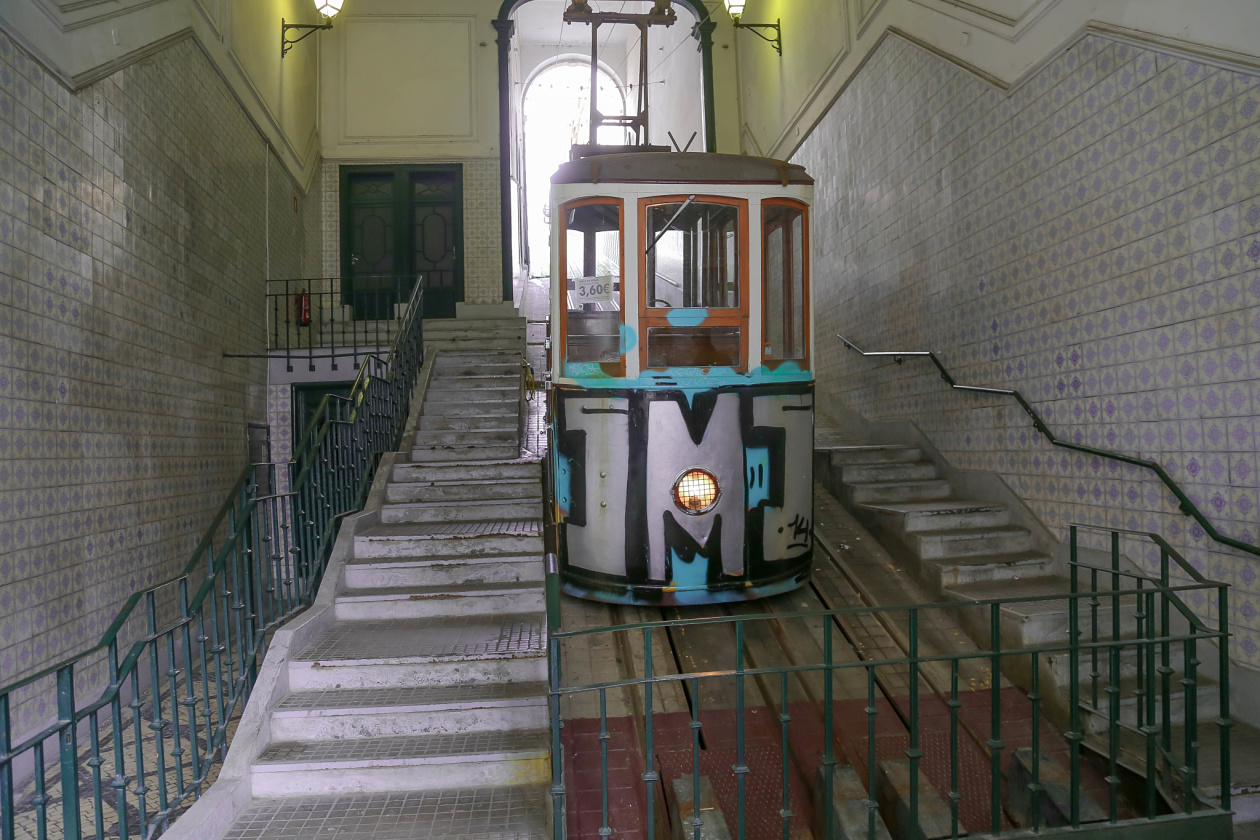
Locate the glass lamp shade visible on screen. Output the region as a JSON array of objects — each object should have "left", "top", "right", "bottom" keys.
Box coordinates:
[
  {"left": 315, "top": 0, "right": 343, "bottom": 16},
  {"left": 724, "top": 0, "right": 745, "bottom": 19}
]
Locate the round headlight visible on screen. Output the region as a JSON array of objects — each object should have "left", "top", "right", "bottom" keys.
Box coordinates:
[{"left": 673, "top": 468, "right": 720, "bottom": 515}]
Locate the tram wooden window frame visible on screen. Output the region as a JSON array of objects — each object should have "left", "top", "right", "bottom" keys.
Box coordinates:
[
  {"left": 637, "top": 194, "right": 750, "bottom": 372},
  {"left": 760, "top": 197, "right": 811, "bottom": 370},
  {"left": 557, "top": 196, "right": 627, "bottom": 378}
]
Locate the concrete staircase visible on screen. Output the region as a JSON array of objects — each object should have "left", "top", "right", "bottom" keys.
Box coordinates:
[
  {"left": 817, "top": 441, "right": 1219, "bottom": 779},
  {"left": 204, "top": 333, "right": 550, "bottom": 838}
]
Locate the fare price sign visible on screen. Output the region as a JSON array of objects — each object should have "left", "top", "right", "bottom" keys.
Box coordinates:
[{"left": 574, "top": 275, "right": 614, "bottom": 303}]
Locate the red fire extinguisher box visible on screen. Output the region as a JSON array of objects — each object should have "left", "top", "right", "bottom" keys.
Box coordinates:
[{"left": 296, "top": 292, "right": 311, "bottom": 327}]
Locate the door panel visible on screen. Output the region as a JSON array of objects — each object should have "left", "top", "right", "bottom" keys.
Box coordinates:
[{"left": 341, "top": 166, "right": 463, "bottom": 321}]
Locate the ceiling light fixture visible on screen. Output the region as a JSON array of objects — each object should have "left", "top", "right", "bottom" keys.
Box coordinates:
[
  {"left": 282, "top": 0, "right": 342, "bottom": 58},
  {"left": 723, "top": 0, "right": 781, "bottom": 56}
]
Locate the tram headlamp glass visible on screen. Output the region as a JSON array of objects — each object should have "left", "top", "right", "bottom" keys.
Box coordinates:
[{"left": 673, "top": 468, "right": 720, "bottom": 515}]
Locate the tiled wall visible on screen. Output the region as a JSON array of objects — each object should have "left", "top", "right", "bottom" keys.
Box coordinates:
[
  {"left": 0, "top": 32, "right": 318, "bottom": 732},
  {"left": 319, "top": 157, "right": 503, "bottom": 305},
  {"left": 796, "top": 33, "right": 1260, "bottom": 664}
]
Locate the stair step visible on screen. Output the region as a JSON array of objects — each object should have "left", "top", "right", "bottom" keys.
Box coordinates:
[
  {"left": 862, "top": 499, "right": 1011, "bottom": 532},
  {"left": 426, "top": 386, "right": 519, "bottom": 402},
  {"left": 412, "top": 444, "right": 521, "bottom": 462},
  {"left": 251, "top": 729, "right": 550, "bottom": 796},
  {"left": 1081, "top": 675, "right": 1220, "bottom": 734},
  {"left": 920, "top": 550, "right": 1056, "bottom": 590},
  {"left": 421, "top": 401, "right": 517, "bottom": 418},
  {"left": 269, "top": 682, "right": 548, "bottom": 741},
  {"left": 825, "top": 445, "right": 922, "bottom": 465},
  {"left": 841, "top": 461, "right": 938, "bottom": 483},
  {"left": 415, "top": 428, "right": 518, "bottom": 446},
  {"left": 381, "top": 498, "right": 541, "bottom": 524},
  {"left": 345, "top": 554, "right": 545, "bottom": 589},
  {"left": 386, "top": 477, "right": 541, "bottom": 503},
  {"left": 846, "top": 479, "right": 952, "bottom": 504},
  {"left": 335, "top": 581, "right": 544, "bottom": 619},
  {"left": 910, "top": 524, "right": 1035, "bottom": 560},
  {"left": 354, "top": 522, "right": 543, "bottom": 558},
  {"left": 420, "top": 413, "right": 519, "bottom": 431},
  {"left": 221, "top": 786, "right": 549, "bottom": 838},
  {"left": 392, "top": 460, "right": 540, "bottom": 483},
  {"left": 943, "top": 576, "right": 1140, "bottom": 647},
  {"left": 434, "top": 350, "right": 521, "bottom": 365},
  {"left": 426, "top": 337, "right": 524, "bottom": 351},
  {"left": 289, "top": 614, "right": 547, "bottom": 690}
]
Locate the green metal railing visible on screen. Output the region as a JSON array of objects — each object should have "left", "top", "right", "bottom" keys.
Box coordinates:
[
  {"left": 834, "top": 333, "right": 1260, "bottom": 560},
  {"left": 543, "top": 523, "right": 1231, "bottom": 837},
  {"left": 0, "top": 284, "right": 424, "bottom": 840}
]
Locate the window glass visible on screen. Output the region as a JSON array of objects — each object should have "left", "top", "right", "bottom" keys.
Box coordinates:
[
  {"left": 762, "top": 204, "right": 806, "bottom": 361},
  {"left": 564, "top": 202, "right": 622, "bottom": 369},
  {"left": 646, "top": 202, "right": 740, "bottom": 309}
]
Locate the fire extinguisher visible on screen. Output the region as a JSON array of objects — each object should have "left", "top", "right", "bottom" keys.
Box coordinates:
[{"left": 296, "top": 292, "right": 311, "bottom": 327}]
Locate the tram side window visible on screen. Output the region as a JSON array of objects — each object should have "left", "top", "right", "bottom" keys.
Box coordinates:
[
  {"left": 762, "top": 203, "right": 806, "bottom": 362},
  {"left": 563, "top": 202, "right": 622, "bottom": 370}
]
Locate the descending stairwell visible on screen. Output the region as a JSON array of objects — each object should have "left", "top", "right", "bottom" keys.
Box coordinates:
[
  {"left": 175, "top": 313, "right": 552, "bottom": 840},
  {"left": 816, "top": 438, "right": 1228, "bottom": 804}
]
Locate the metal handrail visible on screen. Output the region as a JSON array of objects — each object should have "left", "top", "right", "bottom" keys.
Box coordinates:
[
  {"left": 542, "top": 525, "right": 1231, "bottom": 838},
  {"left": 0, "top": 282, "right": 425, "bottom": 840},
  {"left": 836, "top": 332, "right": 1259, "bottom": 558}
]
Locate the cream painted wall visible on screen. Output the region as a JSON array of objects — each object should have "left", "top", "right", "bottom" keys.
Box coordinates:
[
  {"left": 0, "top": 0, "right": 321, "bottom": 184},
  {"left": 733, "top": 0, "right": 1260, "bottom": 161},
  {"left": 318, "top": 0, "right": 502, "bottom": 160}
]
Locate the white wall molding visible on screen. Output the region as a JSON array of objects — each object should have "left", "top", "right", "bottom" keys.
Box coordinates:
[
  {"left": 748, "top": 0, "right": 1260, "bottom": 162},
  {"left": 0, "top": 0, "right": 320, "bottom": 186}
]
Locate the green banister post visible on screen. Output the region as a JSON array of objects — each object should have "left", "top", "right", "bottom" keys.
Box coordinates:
[
  {"left": 1219, "top": 584, "right": 1232, "bottom": 814},
  {"left": 823, "top": 615, "right": 836, "bottom": 840},
  {"left": 908, "top": 609, "right": 922, "bottom": 840},
  {"left": 988, "top": 603, "right": 1004, "bottom": 835},
  {"left": 867, "top": 666, "right": 879, "bottom": 840},
  {"left": 1069, "top": 526, "right": 1081, "bottom": 828},
  {"left": 1029, "top": 651, "right": 1042, "bottom": 832},
  {"left": 1143, "top": 588, "right": 1158, "bottom": 819},
  {"left": 948, "top": 660, "right": 961, "bottom": 839},
  {"left": 1, "top": 694, "right": 13, "bottom": 840},
  {"left": 599, "top": 688, "right": 610, "bottom": 837},
  {"left": 57, "top": 666, "right": 82, "bottom": 840},
  {"left": 1183, "top": 636, "right": 1199, "bottom": 813},
  {"left": 643, "top": 627, "right": 657, "bottom": 840},
  {"left": 1107, "top": 531, "right": 1121, "bottom": 822},
  {"left": 779, "top": 671, "right": 791, "bottom": 840},
  {"left": 691, "top": 677, "right": 702, "bottom": 840},
  {"left": 734, "top": 621, "right": 747, "bottom": 838},
  {"left": 1160, "top": 548, "right": 1172, "bottom": 755}
]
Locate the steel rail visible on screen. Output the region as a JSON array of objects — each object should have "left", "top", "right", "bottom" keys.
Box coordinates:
[{"left": 836, "top": 332, "right": 1259, "bottom": 558}]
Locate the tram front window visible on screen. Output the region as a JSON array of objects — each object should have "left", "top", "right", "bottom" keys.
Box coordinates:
[
  {"left": 646, "top": 201, "right": 740, "bottom": 309},
  {"left": 562, "top": 201, "right": 623, "bottom": 373}
]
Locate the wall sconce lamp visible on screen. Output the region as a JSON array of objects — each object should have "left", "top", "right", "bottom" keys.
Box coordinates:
[
  {"left": 282, "top": 0, "right": 343, "bottom": 58},
  {"left": 723, "top": 0, "right": 781, "bottom": 56}
]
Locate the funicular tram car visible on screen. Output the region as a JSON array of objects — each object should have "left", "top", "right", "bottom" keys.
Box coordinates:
[{"left": 548, "top": 151, "right": 816, "bottom": 605}]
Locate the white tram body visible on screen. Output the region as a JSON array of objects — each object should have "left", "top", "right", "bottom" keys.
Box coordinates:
[{"left": 548, "top": 152, "right": 815, "bottom": 605}]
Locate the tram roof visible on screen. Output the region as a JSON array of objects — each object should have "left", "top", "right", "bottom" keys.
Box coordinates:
[{"left": 551, "top": 152, "right": 813, "bottom": 187}]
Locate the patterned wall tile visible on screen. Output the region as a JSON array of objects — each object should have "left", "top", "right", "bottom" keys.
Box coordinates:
[
  {"left": 0, "top": 33, "right": 317, "bottom": 733},
  {"left": 795, "top": 33, "right": 1260, "bottom": 657}
]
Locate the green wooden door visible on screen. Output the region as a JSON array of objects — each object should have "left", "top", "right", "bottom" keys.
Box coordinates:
[{"left": 341, "top": 165, "right": 464, "bottom": 320}]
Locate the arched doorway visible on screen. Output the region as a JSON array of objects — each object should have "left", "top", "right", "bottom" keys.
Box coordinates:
[
  {"left": 521, "top": 60, "right": 629, "bottom": 278},
  {"left": 492, "top": 0, "right": 717, "bottom": 300}
]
